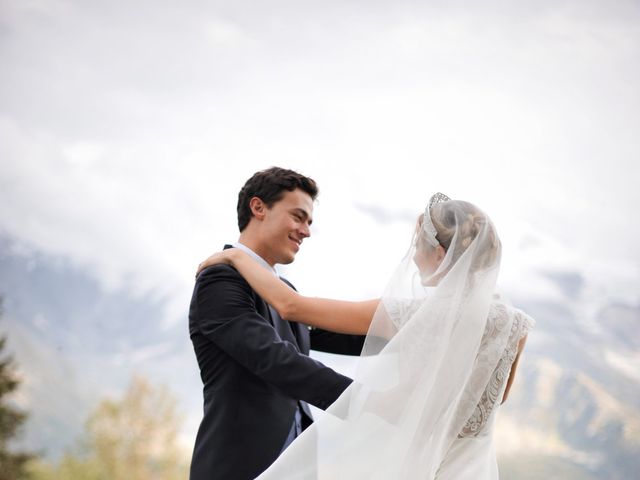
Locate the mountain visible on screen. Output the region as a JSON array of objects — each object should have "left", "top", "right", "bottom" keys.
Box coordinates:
[
  {"left": 0, "top": 236, "right": 202, "bottom": 459},
  {"left": 1, "top": 235, "right": 638, "bottom": 477},
  {"left": 495, "top": 290, "right": 640, "bottom": 479}
]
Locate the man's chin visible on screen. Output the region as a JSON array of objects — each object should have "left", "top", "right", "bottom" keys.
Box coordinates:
[{"left": 278, "top": 253, "right": 296, "bottom": 265}]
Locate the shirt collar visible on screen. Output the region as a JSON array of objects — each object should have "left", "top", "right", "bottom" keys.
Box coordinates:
[{"left": 232, "top": 242, "right": 279, "bottom": 277}]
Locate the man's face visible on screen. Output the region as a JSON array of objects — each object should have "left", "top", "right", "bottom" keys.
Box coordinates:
[{"left": 259, "top": 188, "right": 314, "bottom": 266}]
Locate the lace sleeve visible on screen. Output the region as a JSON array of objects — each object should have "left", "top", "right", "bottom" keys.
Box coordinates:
[
  {"left": 513, "top": 309, "right": 535, "bottom": 340},
  {"left": 382, "top": 298, "right": 423, "bottom": 331},
  {"left": 458, "top": 304, "right": 534, "bottom": 438}
]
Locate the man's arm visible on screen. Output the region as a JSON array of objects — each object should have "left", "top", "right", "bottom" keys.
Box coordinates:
[
  {"left": 194, "top": 265, "right": 352, "bottom": 409},
  {"left": 309, "top": 328, "right": 366, "bottom": 356}
]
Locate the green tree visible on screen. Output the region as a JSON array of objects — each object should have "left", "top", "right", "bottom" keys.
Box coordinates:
[
  {"left": 0, "top": 301, "right": 34, "bottom": 480},
  {"left": 29, "top": 376, "right": 189, "bottom": 480},
  {"left": 85, "top": 375, "right": 187, "bottom": 480}
]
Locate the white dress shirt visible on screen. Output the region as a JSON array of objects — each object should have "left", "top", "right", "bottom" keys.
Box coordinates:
[{"left": 231, "top": 242, "right": 278, "bottom": 277}]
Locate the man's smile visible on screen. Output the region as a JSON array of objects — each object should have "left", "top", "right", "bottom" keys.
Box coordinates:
[{"left": 288, "top": 235, "right": 302, "bottom": 249}]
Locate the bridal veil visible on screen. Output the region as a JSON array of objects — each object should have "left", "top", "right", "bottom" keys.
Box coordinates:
[{"left": 258, "top": 197, "right": 518, "bottom": 479}]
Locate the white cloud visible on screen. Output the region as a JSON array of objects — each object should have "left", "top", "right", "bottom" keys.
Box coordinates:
[
  {"left": 605, "top": 350, "right": 640, "bottom": 382},
  {"left": 1, "top": 1, "right": 639, "bottom": 465},
  {"left": 203, "top": 19, "right": 254, "bottom": 48},
  {"left": 1, "top": 0, "right": 639, "bottom": 325}
]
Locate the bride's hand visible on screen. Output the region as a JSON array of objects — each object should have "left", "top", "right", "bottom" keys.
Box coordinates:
[{"left": 196, "top": 250, "right": 235, "bottom": 277}]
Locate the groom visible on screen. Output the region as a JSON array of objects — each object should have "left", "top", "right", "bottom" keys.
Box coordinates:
[{"left": 189, "top": 167, "right": 365, "bottom": 480}]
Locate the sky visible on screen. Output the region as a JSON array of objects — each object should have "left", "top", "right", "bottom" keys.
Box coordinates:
[
  {"left": 1, "top": 0, "right": 640, "bottom": 466},
  {"left": 1, "top": 0, "right": 639, "bottom": 334}
]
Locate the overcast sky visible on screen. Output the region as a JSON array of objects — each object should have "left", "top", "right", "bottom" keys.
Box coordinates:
[{"left": 1, "top": 0, "right": 639, "bottom": 327}]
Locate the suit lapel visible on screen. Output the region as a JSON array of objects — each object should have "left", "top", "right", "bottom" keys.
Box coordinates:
[
  {"left": 292, "top": 322, "right": 310, "bottom": 354},
  {"left": 223, "top": 244, "right": 306, "bottom": 353},
  {"left": 267, "top": 305, "right": 300, "bottom": 350}
]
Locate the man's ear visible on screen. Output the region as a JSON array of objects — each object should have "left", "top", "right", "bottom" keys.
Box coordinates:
[{"left": 249, "top": 197, "right": 267, "bottom": 220}]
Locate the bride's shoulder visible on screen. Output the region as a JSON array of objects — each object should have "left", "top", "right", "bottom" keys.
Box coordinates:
[{"left": 488, "top": 300, "right": 536, "bottom": 335}]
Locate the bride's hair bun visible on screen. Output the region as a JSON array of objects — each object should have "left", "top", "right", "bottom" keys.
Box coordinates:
[{"left": 431, "top": 201, "right": 501, "bottom": 273}]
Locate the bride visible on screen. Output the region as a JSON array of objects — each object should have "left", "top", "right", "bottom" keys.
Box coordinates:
[{"left": 197, "top": 194, "right": 534, "bottom": 479}]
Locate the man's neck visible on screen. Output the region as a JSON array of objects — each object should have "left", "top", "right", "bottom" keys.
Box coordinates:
[
  {"left": 232, "top": 241, "right": 278, "bottom": 276},
  {"left": 237, "top": 232, "right": 275, "bottom": 268}
]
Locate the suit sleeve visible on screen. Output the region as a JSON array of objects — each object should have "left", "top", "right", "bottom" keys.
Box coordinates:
[
  {"left": 309, "top": 328, "right": 366, "bottom": 356},
  {"left": 193, "top": 265, "right": 352, "bottom": 410}
]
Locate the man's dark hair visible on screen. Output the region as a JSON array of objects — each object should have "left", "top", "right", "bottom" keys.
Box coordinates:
[{"left": 237, "top": 167, "right": 319, "bottom": 231}]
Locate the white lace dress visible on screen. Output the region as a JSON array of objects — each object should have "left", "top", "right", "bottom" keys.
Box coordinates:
[
  {"left": 434, "top": 302, "right": 534, "bottom": 479},
  {"left": 257, "top": 299, "right": 534, "bottom": 480},
  {"left": 384, "top": 298, "right": 533, "bottom": 478}
]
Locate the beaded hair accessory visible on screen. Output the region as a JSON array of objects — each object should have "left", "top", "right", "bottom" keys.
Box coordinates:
[{"left": 422, "top": 192, "right": 451, "bottom": 247}]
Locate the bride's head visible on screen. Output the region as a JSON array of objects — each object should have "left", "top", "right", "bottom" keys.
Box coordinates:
[{"left": 413, "top": 197, "right": 501, "bottom": 286}]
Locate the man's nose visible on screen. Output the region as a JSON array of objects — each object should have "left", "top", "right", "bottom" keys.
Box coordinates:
[{"left": 299, "top": 223, "right": 311, "bottom": 238}]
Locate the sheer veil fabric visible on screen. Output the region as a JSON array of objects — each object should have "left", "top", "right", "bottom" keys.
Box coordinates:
[{"left": 257, "top": 199, "right": 532, "bottom": 479}]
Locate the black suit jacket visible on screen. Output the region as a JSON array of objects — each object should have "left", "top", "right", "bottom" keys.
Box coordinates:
[{"left": 189, "top": 252, "right": 365, "bottom": 480}]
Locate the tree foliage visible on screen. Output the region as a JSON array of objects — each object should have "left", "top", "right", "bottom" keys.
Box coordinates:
[
  {"left": 0, "top": 301, "right": 34, "bottom": 480},
  {"left": 29, "top": 376, "right": 189, "bottom": 480},
  {"left": 85, "top": 375, "right": 187, "bottom": 480}
]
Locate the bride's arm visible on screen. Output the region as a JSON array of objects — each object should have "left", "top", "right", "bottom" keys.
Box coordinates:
[
  {"left": 501, "top": 335, "right": 527, "bottom": 404},
  {"left": 197, "top": 249, "right": 379, "bottom": 335}
]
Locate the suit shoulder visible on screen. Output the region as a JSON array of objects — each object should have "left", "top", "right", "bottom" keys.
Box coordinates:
[
  {"left": 196, "top": 264, "right": 247, "bottom": 286},
  {"left": 192, "top": 265, "right": 255, "bottom": 307},
  {"left": 199, "top": 263, "right": 238, "bottom": 276}
]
